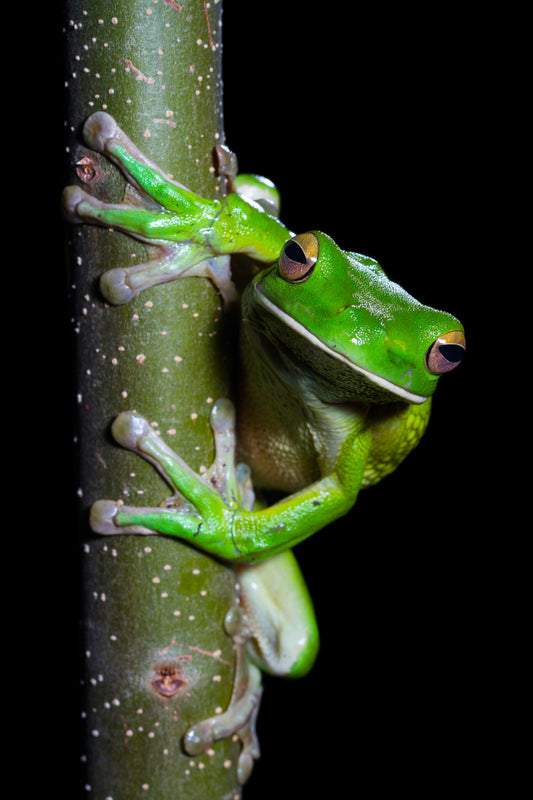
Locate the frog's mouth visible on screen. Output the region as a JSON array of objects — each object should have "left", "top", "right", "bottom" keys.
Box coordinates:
[{"left": 254, "top": 291, "right": 429, "bottom": 405}]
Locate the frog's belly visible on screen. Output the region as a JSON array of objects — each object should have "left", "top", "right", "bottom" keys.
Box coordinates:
[{"left": 236, "top": 399, "right": 320, "bottom": 493}]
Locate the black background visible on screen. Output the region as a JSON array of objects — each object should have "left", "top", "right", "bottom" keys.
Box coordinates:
[
  {"left": 43, "top": 2, "right": 517, "bottom": 797},
  {"left": 221, "top": 4, "right": 511, "bottom": 799}
]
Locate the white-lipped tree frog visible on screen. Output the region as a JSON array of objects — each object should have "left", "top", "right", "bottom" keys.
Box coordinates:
[{"left": 64, "top": 113, "right": 465, "bottom": 782}]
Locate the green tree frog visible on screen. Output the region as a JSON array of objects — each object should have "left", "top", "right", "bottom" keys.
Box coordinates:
[{"left": 64, "top": 112, "right": 465, "bottom": 782}]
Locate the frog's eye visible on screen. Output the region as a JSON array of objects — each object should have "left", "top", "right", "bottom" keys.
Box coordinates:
[
  {"left": 278, "top": 232, "right": 319, "bottom": 283},
  {"left": 425, "top": 330, "right": 466, "bottom": 375}
]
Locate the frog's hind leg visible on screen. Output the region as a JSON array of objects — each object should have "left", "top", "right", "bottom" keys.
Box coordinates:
[{"left": 183, "top": 606, "right": 263, "bottom": 785}]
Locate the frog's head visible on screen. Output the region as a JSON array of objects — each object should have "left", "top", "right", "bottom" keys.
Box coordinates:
[{"left": 246, "top": 231, "right": 465, "bottom": 404}]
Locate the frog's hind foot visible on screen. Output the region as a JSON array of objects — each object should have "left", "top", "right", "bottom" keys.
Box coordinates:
[{"left": 183, "top": 605, "right": 263, "bottom": 785}]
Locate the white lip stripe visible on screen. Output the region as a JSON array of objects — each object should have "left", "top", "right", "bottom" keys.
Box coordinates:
[{"left": 256, "top": 290, "right": 427, "bottom": 404}]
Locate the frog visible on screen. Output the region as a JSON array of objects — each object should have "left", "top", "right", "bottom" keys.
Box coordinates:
[{"left": 63, "top": 112, "right": 465, "bottom": 783}]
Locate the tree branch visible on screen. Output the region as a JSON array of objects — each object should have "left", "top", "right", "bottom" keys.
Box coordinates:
[{"left": 63, "top": 1, "right": 243, "bottom": 796}]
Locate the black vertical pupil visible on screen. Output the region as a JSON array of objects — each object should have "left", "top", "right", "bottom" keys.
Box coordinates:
[{"left": 284, "top": 240, "right": 307, "bottom": 264}]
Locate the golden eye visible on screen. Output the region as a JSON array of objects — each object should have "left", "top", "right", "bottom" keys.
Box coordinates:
[
  {"left": 425, "top": 330, "right": 466, "bottom": 375},
  {"left": 278, "top": 232, "right": 319, "bottom": 283}
]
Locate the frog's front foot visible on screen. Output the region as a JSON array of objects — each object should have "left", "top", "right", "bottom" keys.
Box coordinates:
[
  {"left": 90, "top": 400, "right": 254, "bottom": 560},
  {"left": 62, "top": 111, "right": 238, "bottom": 305}
]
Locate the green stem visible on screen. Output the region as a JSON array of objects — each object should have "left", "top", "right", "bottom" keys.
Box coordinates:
[{"left": 63, "top": 2, "right": 242, "bottom": 797}]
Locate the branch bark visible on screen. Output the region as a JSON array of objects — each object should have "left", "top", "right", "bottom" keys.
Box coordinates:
[{"left": 63, "top": 2, "right": 242, "bottom": 797}]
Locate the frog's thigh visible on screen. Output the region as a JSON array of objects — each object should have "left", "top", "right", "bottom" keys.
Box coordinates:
[{"left": 237, "top": 550, "right": 319, "bottom": 678}]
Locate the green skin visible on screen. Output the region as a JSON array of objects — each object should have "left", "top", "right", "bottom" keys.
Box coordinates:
[{"left": 64, "top": 112, "right": 465, "bottom": 779}]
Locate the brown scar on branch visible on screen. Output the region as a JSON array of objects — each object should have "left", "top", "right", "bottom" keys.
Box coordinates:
[
  {"left": 124, "top": 59, "right": 154, "bottom": 84},
  {"left": 163, "top": 0, "right": 182, "bottom": 10},
  {"left": 189, "top": 645, "right": 231, "bottom": 666},
  {"left": 203, "top": 0, "right": 215, "bottom": 51},
  {"left": 153, "top": 118, "right": 177, "bottom": 128}
]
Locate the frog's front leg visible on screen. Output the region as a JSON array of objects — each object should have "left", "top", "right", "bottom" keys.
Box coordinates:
[
  {"left": 63, "top": 111, "right": 236, "bottom": 305},
  {"left": 92, "top": 398, "right": 371, "bottom": 562},
  {"left": 62, "top": 112, "right": 289, "bottom": 305}
]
